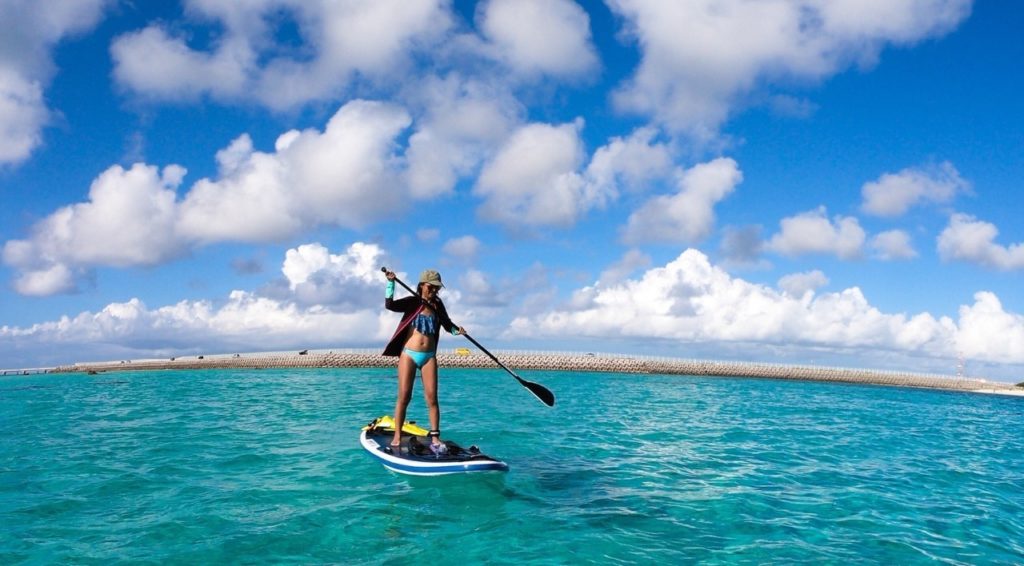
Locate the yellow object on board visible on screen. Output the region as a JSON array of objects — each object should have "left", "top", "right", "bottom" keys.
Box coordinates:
[{"left": 362, "top": 415, "right": 429, "bottom": 435}]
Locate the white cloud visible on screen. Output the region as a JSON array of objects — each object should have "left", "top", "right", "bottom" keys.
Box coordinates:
[
  {"left": 598, "top": 249, "right": 652, "bottom": 287},
  {"left": 937, "top": 213, "right": 1024, "bottom": 270},
  {"left": 0, "top": 70, "right": 48, "bottom": 164},
  {"left": 509, "top": 248, "right": 1024, "bottom": 365},
  {"left": 861, "top": 161, "right": 969, "bottom": 216},
  {"left": 0, "top": 0, "right": 108, "bottom": 73},
  {"left": 956, "top": 292, "right": 1024, "bottom": 363},
  {"left": 442, "top": 236, "right": 482, "bottom": 261},
  {"left": 7, "top": 263, "right": 76, "bottom": 297},
  {"left": 179, "top": 99, "right": 412, "bottom": 242},
  {"left": 622, "top": 157, "right": 741, "bottom": 244},
  {"left": 403, "top": 75, "right": 522, "bottom": 199},
  {"left": 778, "top": 270, "right": 828, "bottom": 298},
  {"left": 459, "top": 268, "right": 501, "bottom": 306},
  {"left": 607, "top": 0, "right": 971, "bottom": 138},
  {"left": 509, "top": 249, "right": 955, "bottom": 352},
  {"left": 584, "top": 127, "right": 674, "bottom": 198},
  {"left": 474, "top": 121, "right": 592, "bottom": 227},
  {"left": 109, "top": 26, "right": 251, "bottom": 102},
  {"left": 473, "top": 124, "right": 678, "bottom": 232},
  {"left": 3, "top": 245, "right": 1023, "bottom": 372},
  {"left": 0, "top": 293, "right": 387, "bottom": 365},
  {"left": 111, "top": 0, "right": 452, "bottom": 110},
  {"left": 767, "top": 206, "right": 866, "bottom": 259},
  {"left": 871, "top": 229, "right": 917, "bottom": 260},
  {"left": 478, "top": 0, "right": 599, "bottom": 78},
  {"left": 0, "top": 0, "right": 109, "bottom": 164},
  {"left": 0, "top": 240, "right": 410, "bottom": 365},
  {"left": 281, "top": 242, "right": 386, "bottom": 306},
  {"left": 2, "top": 100, "right": 419, "bottom": 296},
  {"left": 2, "top": 163, "right": 186, "bottom": 295}
]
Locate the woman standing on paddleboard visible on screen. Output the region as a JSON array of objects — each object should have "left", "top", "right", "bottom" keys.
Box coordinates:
[{"left": 382, "top": 269, "right": 464, "bottom": 454}]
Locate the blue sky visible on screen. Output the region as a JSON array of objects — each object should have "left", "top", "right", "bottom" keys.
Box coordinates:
[{"left": 1, "top": 0, "right": 1022, "bottom": 380}]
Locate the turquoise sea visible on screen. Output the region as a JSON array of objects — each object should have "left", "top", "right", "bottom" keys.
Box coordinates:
[{"left": 2, "top": 367, "right": 1022, "bottom": 564}]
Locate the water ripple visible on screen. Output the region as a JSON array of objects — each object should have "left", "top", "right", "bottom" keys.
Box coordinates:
[{"left": 1, "top": 369, "right": 1022, "bottom": 563}]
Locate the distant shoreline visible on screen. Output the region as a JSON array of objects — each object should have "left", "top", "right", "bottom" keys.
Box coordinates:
[{"left": 9, "top": 349, "right": 1017, "bottom": 396}]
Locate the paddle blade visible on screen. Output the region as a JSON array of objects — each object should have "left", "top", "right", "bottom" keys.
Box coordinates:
[
  {"left": 518, "top": 376, "right": 555, "bottom": 407},
  {"left": 458, "top": 332, "right": 555, "bottom": 407}
]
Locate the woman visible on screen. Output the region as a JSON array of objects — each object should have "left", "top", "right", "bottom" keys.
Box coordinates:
[{"left": 382, "top": 269, "right": 464, "bottom": 454}]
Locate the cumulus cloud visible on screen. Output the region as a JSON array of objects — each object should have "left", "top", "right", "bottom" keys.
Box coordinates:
[
  {"left": 0, "top": 240, "right": 411, "bottom": 366},
  {"left": 508, "top": 248, "right": 1024, "bottom": 365},
  {"left": 584, "top": 127, "right": 674, "bottom": 197},
  {"left": 4, "top": 263, "right": 76, "bottom": 297},
  {"left": 2, "top": 163, "right": 186, "bottom": 295},
  {"left": 442, "top": 235, "right": 482, "bottom": 262},
  {"left": 403, "top": 75, "right": 522, "bottom": 199},
  {"left": 778, "top": 270, "right": 828, "bottom": 298},
  {"left": 767, "top": 206, "right": 866, "bottom": 259},
  {"left": 4, "top": 245, "right": 1023, "bottom": 372},
  {"left": 956, "top": 292, "right": 1024, "bottom": 363},
  {"left": 474, "top": 121, "right": 592, "bottom": 227},
  {"left": 459, "top": 268, "right": 504, "bottom": 307},
  {"left": 607, "top": 0, "right": 971, "bottom": 138},
  {"left": 2, "top": 100, "right": 420, "bottom": 296},
  {"left": 281, "top": 241, "right": 386, "bottom": 307},
  {"left": 0, "top": 293, "right": 387, "bottom": 366},
  {"left": 871, "top": 229, "right": 917, "bottom": 260},
  {"left": 861, "top": 161, "right": 969, "bottom": 216},
  {"left": 622, "top": 157, "right": 741, "bottom": 245},
  {"left": 598, "top": 249, "right": 652, "bottom": 287},
  {"left": 0, "top": 70, "right": 48, "bottom": 164},
  {"left": 937, "top": 213, "right": 1024, "bottom": 270},
  {"left": 109, "top": 26, "right": 251, "bottom": 102},
  {"left": 111, "top": 0, "right": 452, "bottom": 110},
  {"left": 471, "top": 125, "right": 678, "bottom": 234},
  {"left": 0, "top": 0, "right": 109, "bottom": 164},
  {"left": 478, "top": 0, "right": 599, "bottom": 78},
  {"left": 179, "top": 99, "right": 411, "bottom": 242}
]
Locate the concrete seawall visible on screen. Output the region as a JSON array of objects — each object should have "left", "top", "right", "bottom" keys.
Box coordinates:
[{"left": 47, "top": 349, "right": 1023, "bottom": 395}]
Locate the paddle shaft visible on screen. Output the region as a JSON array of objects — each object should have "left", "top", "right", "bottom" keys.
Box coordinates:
[{"left": 381, "top": 267, "right": 555, "bottom": 407}]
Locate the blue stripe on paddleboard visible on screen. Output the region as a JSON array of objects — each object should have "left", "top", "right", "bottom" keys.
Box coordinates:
[
  {"left": 360, "top": 431, "right": 508, "bottom": 475},
  {"left": 378, "top": 457, "right": 508, "bottom": 475}
]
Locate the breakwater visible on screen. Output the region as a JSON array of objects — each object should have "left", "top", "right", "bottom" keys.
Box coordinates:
[
  {"left": 0, "top": 367, "right": 54, "bottom": 376},
  {"left": 45, "top": 349, "right": 1023, "bottom": 395}
]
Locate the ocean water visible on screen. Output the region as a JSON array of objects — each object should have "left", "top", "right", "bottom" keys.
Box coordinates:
[{"left": 1, "top": 368, "right": 1022, "bottom": 564}]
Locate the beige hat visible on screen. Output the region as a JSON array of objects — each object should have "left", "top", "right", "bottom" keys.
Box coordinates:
[{"left": 419, "top": 269, "right": 444, "bottom": 287}]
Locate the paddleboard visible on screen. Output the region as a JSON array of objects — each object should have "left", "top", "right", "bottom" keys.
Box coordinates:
[{"left": 360, "top": 416, "right": 509, "bottom": 476}]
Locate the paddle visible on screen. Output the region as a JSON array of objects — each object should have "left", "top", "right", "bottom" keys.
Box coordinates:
[{"left": 381, "top": 267, "right": 555, "bottom": 407}]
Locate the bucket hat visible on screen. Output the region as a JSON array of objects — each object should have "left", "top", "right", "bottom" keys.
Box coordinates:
[{"left": 419, "top": 269, "right": 444, "bottom": 287}]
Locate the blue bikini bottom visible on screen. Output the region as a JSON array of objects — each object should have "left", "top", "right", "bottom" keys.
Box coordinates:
[{"left": 403, "top": 348, "right": 436, "bottom": 369}]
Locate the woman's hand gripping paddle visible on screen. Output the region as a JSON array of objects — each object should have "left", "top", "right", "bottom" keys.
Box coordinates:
[{"left": 382, "top": 267, "right": 555, "bottom": 407}]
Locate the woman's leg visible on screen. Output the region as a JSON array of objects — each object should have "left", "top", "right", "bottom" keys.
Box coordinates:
[
  {"left": 392, "top": 353, "right": 417, "bottom": 446},
  {"left": 420, "top": 357, "right": 441, "bottom": 444}
]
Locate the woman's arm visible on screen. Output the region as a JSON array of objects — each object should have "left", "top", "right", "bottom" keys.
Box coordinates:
[
  {"left": 436, "top": 300, "right": 464, "bottom": 335},
  {"left": 385, "top": 295, "right": 418, "bottom": 313}
]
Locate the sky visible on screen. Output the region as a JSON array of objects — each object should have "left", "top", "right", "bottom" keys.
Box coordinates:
[{"left": 1, "top": 0, "right": 1022, "bottom": 381}]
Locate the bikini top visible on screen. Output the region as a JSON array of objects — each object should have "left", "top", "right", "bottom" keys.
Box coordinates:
[{"left": 412, "top": 312, "right": 438, "bottom": 336}]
